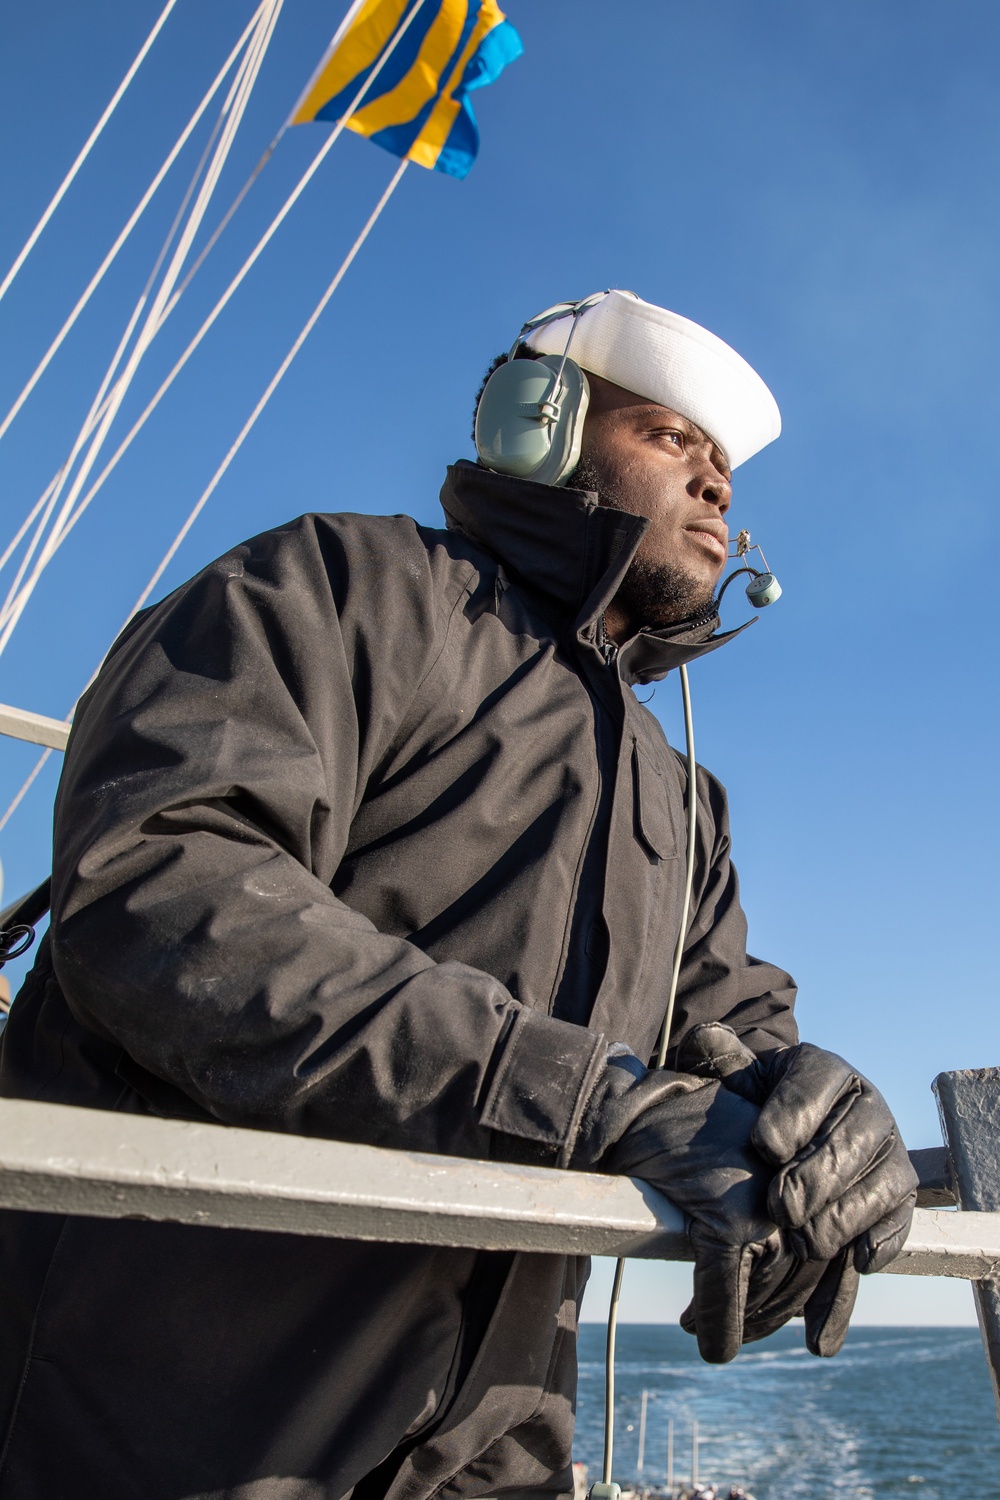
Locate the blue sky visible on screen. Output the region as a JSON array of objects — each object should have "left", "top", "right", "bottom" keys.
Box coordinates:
[{"left": 0, "top": 1, "right": 997, "bottom": 1328}]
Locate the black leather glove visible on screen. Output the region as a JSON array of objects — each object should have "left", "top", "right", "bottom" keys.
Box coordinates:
[
  {"left": 572, "top": 1049, "right": 859, "bottom": 1363},
  {"left": 675, "top": 1025, "right": 918, "bottom": 1273}
]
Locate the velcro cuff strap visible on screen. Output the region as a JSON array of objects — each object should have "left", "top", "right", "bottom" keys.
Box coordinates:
[{"left": 479, "top": 1008, "right": 606, "bottom": 1158}]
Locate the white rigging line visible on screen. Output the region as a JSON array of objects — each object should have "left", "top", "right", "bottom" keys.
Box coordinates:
[
  {"left": 0, "top": 18, "right": 261, "bottom": 632},
  {"left": 142, "top": 0, "right": 428, "bottom": 340},
  {"left": 0, "top": 0, "right": 425, "bottom": 833},
  {"left": 0, "top": 2, "right": 267, "bottom": 450},
  {"left": 163, "top": 130, "right": 283, "bottom": 313},
  {"left": 0, "top": 749, "right": 52, "bottom": 836},
  {"left": 8, "top": 0, "right": 430, "bottom": 573},
  {"left": 0, "top": 0, "right": 181, "bottom": 308},
  {"left": 0, "top": 17, "right": 263, "bottom": 594},
  {"left": 127, "top": 158, "right": 409, "bottom": 624},
  {"left": 0, "top": 109, "right": 276, "bottom": 590},
  {"left": 0, "top": 97, "right": 235, "bottom": 632},
  {"left": 0, "top": 0, "right": 284, "bottom": 660},
  {"left": 0, "top": 488, "right": 52, "bottom": 578},
  {"left": 0, "top": 160, "right": 408, "bottom": 838}
]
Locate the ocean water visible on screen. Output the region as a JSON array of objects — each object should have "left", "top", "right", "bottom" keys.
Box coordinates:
[{"left": 574, "top": 1324, "right": 1000, "bottom": 1499}]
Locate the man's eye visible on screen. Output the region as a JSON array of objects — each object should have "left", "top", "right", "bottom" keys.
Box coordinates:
[{"left": 662, "top": 430, "right": 684, "bottom": 447}]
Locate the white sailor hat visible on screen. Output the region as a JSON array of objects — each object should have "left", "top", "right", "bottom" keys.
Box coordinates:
[{"left": 523, "top": 289, "right": 781, "bottom": 470}]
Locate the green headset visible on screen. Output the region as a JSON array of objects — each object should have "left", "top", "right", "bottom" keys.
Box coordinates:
[{"left": 474, "top": 291, "right": 612, "bottom": 487}]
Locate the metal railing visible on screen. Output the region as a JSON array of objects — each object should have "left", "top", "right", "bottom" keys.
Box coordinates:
[
  {"left": 0, "top": 701, "right": 71, "bottom": 752},
  {"left": 0, "top": 1086, "right": 997, "bottom": 1432},
  {"left": 0, "top": 702, "right": 998, "bottom": 1426},
  {"left": 0, "top": 1093, "right": 990, "bottom": 1273}
]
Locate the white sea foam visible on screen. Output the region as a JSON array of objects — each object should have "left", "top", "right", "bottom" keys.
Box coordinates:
[{"left": 573, "top": 1326, "right": 997, "bottom": 1500}]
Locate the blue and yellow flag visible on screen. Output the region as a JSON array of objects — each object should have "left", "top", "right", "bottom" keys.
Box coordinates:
[{"left": 291, "top": 0, "right": 522, "bottom": 180}]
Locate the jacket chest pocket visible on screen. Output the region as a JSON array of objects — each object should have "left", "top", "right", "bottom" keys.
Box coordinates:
[{"left": 632, "top": 738, "right": 681, "bottom": 861}]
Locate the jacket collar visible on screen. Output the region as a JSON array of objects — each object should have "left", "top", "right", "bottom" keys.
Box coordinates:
[{"left": 440, "top": 460, "right": 752, "bottom": 686}]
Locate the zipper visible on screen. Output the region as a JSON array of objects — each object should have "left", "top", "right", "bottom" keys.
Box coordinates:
[{"left": 597, "top": 614, "right": 619, "bottom": 669}]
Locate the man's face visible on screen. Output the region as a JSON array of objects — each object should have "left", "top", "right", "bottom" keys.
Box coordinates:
[{"left": 570, "top": 373, "right": 733, "bottom": 641}]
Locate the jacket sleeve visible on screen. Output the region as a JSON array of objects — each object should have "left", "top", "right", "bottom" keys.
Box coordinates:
[
  {"left": 49, "top": 515, "right": 605, "bottom": 1160},
  {"left": 667, "top": 763, "right": 799, "bottom": 1061}
]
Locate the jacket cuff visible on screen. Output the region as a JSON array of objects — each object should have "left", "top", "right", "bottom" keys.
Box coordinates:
[{"left": 479, "top": 1008, "right": 606, "bottom": 1166}]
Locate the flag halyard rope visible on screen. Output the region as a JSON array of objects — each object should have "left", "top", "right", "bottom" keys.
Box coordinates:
[
  {"left": 0, "top": 0, "right": 284, "bottom": 660},
  {"left": 1, "top": 0, "right": 431, "bottom": 592},
  {"left": 127, "top": 158, "right": 409, "bottom": 625},
  {"left": 0, "top": 2, "right": 425, "bottom": 833},
  {"left": 0, "top": 749, "right": 53, "bottom": 837},
  {"left": 0, "top": 156, "right": 408, "bottom": 838},
  {"left": 0, "top": 0, "right": 181, "bottom": 308},
  {"left": 0, "top": 7, "right": 268, "bottom": 600},
  {"left": 0, "top": 2, "right": 268, "bottom": 453}
]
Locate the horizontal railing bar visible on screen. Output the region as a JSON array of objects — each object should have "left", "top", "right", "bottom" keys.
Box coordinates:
[
  {"left": 887, "top": 1208, "right": 1000, "bottom": 1280},
  {"left": 0, "top": 1096, "right": 689, "bottom": 1258},
  {"left": 0, "top": 1098, "right": 991, "bottom": 1275},
  {"left": 0, "top": 702, "right": 70, "bottom": 751}
]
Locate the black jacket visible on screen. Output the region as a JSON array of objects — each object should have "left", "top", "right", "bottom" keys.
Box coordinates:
[{"left": 0, "top": 462, "right": 797, "bottom": 1500}]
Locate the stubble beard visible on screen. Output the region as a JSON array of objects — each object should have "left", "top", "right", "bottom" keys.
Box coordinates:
[{"left": 566, "top": 457, "right": 717, "bottom": 629}]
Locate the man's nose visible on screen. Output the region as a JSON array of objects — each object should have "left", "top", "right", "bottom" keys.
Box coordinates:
[{"left": 689, "top": 465, "right": 732, "bottom": 513}]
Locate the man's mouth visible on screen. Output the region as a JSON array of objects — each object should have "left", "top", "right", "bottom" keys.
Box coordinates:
[{"left": 683, "top": 524, "right": 728, "bottom": 562}]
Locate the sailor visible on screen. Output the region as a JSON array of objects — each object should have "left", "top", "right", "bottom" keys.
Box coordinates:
[{"left": 0, "top": 290, "right": 917, "bottom": 1499}]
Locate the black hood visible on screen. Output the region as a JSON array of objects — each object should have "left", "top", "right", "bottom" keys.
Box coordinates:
[{"left": 439, "top": 460, "right": 753, "bottom": 686}]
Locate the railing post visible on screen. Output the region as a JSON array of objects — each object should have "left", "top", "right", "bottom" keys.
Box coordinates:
[{"left": 934, "top": 1066, "right": 1000, "bottom": 1426}]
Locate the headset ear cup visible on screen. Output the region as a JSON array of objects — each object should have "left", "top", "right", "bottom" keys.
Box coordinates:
[
  {"left": 551, "top": 359, "right": 589, "bottom": 485},
  {"left": 475, "top": 356, "right": 590, "bottom": 487}
]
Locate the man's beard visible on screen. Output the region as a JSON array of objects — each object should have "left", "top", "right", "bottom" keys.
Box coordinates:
[
  {"left": 613, "top": 553, "right": 716, "bottom": 630},
  {"left": 566, "top": 457, "right": 717, "bottom": 629}
]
